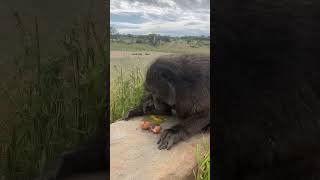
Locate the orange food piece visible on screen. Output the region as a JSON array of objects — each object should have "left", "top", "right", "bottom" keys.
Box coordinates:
[
  {"left": 151, "top": 125, "right": 161, "bottom": 134},
  {"left": 140, "top": 120, "right": 151, "bottom": 130}
]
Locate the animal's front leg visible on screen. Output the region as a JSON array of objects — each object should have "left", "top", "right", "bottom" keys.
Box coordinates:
[
  {"left": 123, "top": 95, "right": 172, "bottom": 120},
  {"left": 122, "top": 94, "right": 154, "bottom": 120},
  {"left": 122, "top": 104, "right": 145, "bottom": 120},
  {"left": 157, "top": 113, "right": 210, "bottom": 150}
]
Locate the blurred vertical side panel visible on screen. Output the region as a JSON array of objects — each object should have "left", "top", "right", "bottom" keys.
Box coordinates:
[{"left": 0, "top": 0, "right": 108, "bottom": 180}]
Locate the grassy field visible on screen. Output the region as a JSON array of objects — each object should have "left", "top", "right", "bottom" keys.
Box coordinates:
[
  {"left": 111, "top": 39, "right": 210, "bottom": 54},
  {"left": 110, "top": 39, "right": 210, "bottom": 179}
]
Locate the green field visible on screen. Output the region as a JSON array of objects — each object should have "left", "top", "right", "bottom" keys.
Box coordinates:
[{"left": 111, "top": 39, "right": 210, "bottom": 54}]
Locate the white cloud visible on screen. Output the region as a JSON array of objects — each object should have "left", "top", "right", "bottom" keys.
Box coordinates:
[{"left": 111, "top": 0, "right": 210, "bottom": 36}]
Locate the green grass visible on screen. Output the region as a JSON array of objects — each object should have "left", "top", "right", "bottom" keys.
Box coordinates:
[
  {"left": 194, "top": 138, "right": 210, "bottom": 180},
  {"left": 1, "top": 60, "right": 106, "bottom": 180},
  {"left": 110, "top": 65, "right": 145, "bottom": 123}
]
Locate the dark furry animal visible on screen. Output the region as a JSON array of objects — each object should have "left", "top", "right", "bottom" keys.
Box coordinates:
[
  {"left": 123, "top": 54, "right": 210, "bottom": 150},
  {"left": 214, "top": 0, "right": 320, "bottom": 179}
]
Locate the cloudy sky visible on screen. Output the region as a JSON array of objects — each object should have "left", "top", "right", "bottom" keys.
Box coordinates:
[{"left": 111, "top": 0, "right": 210, "bottom": 36}]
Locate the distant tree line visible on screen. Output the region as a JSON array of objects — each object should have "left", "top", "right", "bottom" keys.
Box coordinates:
[{"left": 110, "top": 26, "right": 210, "bottom": 47}]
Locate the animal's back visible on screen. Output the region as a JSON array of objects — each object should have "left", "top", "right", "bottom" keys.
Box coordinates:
[{"left": 147, "top": 53, "right": 210, "bottom": 87}]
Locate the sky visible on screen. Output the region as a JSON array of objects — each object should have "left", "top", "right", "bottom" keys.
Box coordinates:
[{"left": 110, "top": 0, "right": 210, "bottom": 37}]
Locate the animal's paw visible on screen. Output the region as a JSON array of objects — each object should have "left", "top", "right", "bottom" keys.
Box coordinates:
[{"left": 157, "top": 125, "right": 188, "bottom": 150}]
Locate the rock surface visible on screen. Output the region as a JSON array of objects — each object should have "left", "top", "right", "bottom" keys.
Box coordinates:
[{"left": 110, "top": 116, "right": 210, "bottom": 180}]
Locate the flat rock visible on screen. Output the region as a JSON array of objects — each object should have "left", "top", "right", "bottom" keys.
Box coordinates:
[{"left": 110, "top": 116, "right": 210, "bottom": 180}]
